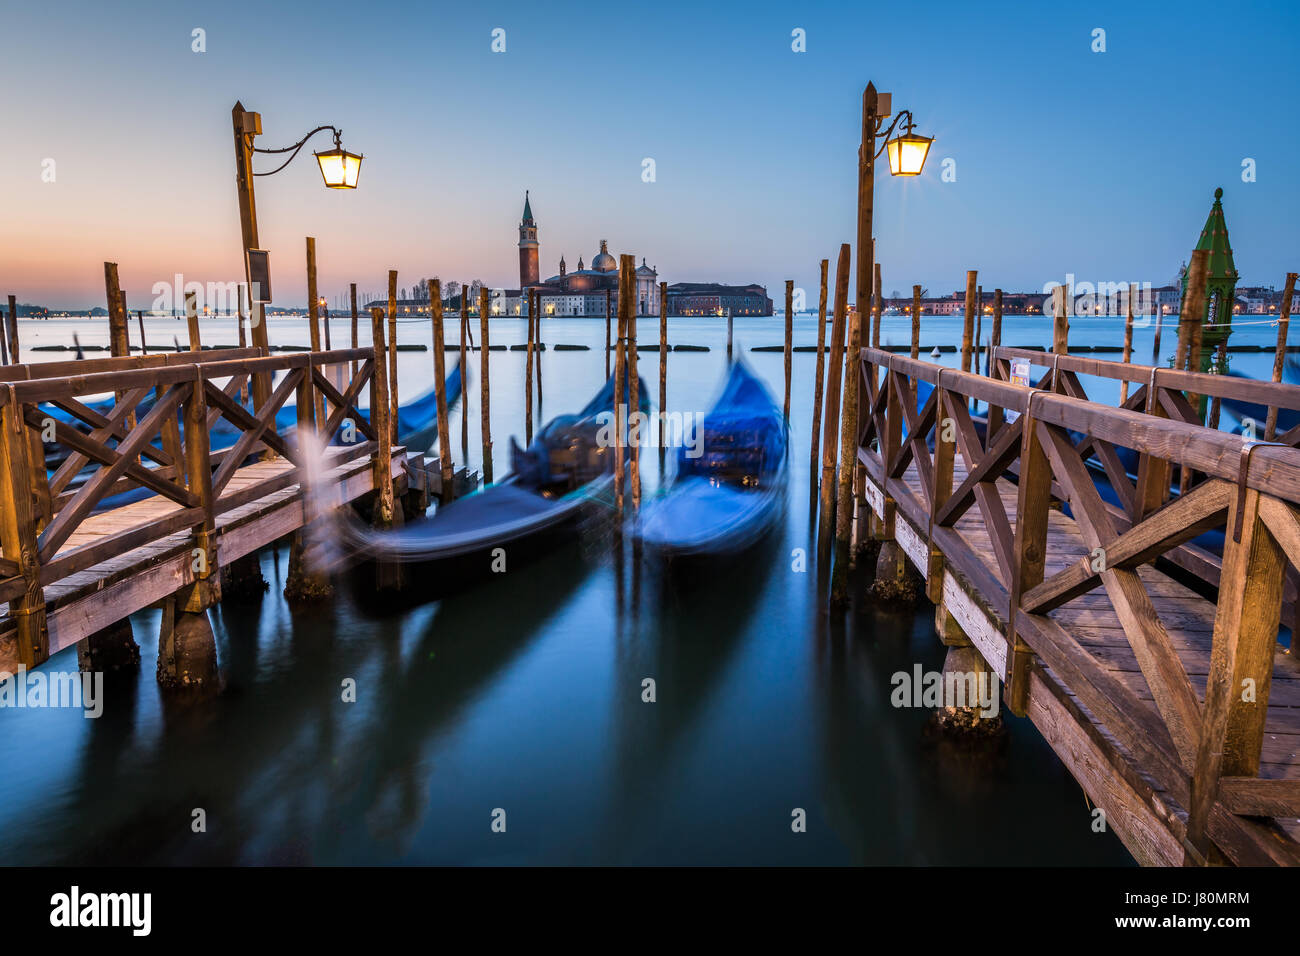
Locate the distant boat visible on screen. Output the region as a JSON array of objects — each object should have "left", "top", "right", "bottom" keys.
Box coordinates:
[
  {"left": 636, "top": 360, "right": 787, "bottom": 558},
  {"left": 346, "top": 370, "right": 649, "bottom": 597}
]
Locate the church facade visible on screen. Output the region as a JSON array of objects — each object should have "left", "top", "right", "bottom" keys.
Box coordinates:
[{"left": 493, "top": 193, "right": 660, "bottom": 317}]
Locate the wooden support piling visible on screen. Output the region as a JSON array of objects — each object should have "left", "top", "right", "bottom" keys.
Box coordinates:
[
  {"left": 479, "top": 287, "right": 493, "bottom": 485},
  {"left": 525, "top": 290, "right": 535, "bottom": 445},
  {"left": 1267, "top": 273, "right": 1298, "bottom": 440},
  {"left": 605, "top": 288, "right": 612, "bottom": 378},
  {"left": 628, "top": 270, "right": 640, "bottom": 511},
  {"left": 973, "top": 285, "right": 983, "bottom": 377},
  {"left": 184, "top": 291, "right": 201, "bottom": 351},
  {"left": 431, "top": 280, "right": 453, "bottom": 506},
  {"left": 460, "top": 284, "right": 470, "bottom": 465},
  {"left": 991, "top": 289, "right": 1003, "bottom": 360},
  {"left": 387, "top": 270, "right": 399, "bottom": 445},
  {"left": 535, "top": 290, "right": 543, "bottom": 413},
  {"left": 784, "top": 280, "right": 794, "bottom": 419},
  {"left": 817, "top": 245, "right": 851, "bottom": 558},
  {"left": 306, "top": 238, "right": 325, "bottom": 425},
  {"left": 809, "top": 260, "right": 830, "bottom": 498},
  {"left": 369, "top": 306, "right": 395, "bottom": 528},
  {"left": 5, "top": 294, "right": 18, "bottom": 364},
  {"left": 349, "top": 283, "right": 359, "bottom": 381},
  {"left": 831, "top": 275, "right": 864, "bottom": 602},
  {"left": 872, "top": 263, "right": 882, "bottom": 351},
  {"left": 614, "top": 259, "right": 631, "bottom": 518},
  {"left": 658, "top": 280, "right": 668, "bottom": 472},
  {"left": 726, "top": 307, "right": 734, "bottom": 361},
  {"left": 910, "top": 285, "right": 921, "bottom": 360},
  {"left": 961, "top": 271, "right": 977, "bottom": 373}
]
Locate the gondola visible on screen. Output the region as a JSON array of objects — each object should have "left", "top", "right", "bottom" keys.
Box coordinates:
[
  {"left": 346, "top": 370, "right": 649, "bottom": 602},
  {"left": 636, "top": 360, "right": 787, "bottom": 558}
]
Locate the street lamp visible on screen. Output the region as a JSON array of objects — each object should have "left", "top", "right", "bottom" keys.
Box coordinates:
[
  {"left": 883, "top": 113, "right": 934, "bottom": 177},
  {"left": 231, "top": 101, "right": 362, "bottom": 409}
]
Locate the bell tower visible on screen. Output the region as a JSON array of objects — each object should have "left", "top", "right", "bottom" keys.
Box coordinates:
[{"left": 518, "top": 191, "right": 539, "bottom": 288}]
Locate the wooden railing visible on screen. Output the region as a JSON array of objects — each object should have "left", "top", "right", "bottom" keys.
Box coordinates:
[
  {"left": 0, "top": 346, "right": 384, "bottom": 668},
  {"left": 858, "top": 345, "right": 1300, "bottom": 864}
]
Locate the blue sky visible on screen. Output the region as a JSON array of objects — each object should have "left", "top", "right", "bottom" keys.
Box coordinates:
[{"left": 2, "top": 0, "right": 1297, "bottom": 306}]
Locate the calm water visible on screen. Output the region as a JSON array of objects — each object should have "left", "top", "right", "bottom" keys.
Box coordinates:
[{"left": 5, "top": 310, "right": 1274, "bottom": 865}]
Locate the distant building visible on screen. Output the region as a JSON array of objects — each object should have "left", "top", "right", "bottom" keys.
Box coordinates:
[{"left": 665, "top": 283, "right": 773, "bottom": 316}]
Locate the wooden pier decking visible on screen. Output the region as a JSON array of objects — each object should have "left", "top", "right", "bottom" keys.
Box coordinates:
[
  {"left": 0, "top": 343, "right": 410, "bottom": 675},
  {"left": 856, "top": 344, "right": 1300, "bottom": 866}
]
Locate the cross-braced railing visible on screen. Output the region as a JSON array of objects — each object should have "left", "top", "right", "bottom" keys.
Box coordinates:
[
  {"left": 858, "top": 344, "right": 1300, "bottom": 865},
  {"left": 0, "top": 346, "right": 384, "bottom": 668}
]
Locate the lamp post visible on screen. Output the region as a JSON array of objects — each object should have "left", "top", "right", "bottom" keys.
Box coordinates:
[
  {"left": 832, "top": 81, "right": 932, "bottom": 604},
  {"left": 231, "top": 101, "right": 362, "bottom": 410}
]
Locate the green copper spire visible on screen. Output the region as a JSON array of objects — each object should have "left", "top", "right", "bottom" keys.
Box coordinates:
[
  {"left": 1179, "top": 187, "right": 1240, "bottom": 379},
  {"left": 522, "top": 190, "right": 534, "bottom": 225}
]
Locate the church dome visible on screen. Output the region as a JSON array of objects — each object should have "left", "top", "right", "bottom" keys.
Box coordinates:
[{"left": 592, "top": 240, "right": 617, "bottom": 273}]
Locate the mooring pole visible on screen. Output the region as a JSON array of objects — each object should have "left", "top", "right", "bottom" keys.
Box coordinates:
[
  {"left": 1120, "top": 283, "right": 1136, "bottom": 404},
  {"left": 658, "top": 280, "right": 668, "bottom": 473},
  {"left": 369, "top": 306, "right": 395, "bottom": 527},
  {"left": 872, "top": 263, "right": 882, "bottom": 350},
  {"left": 387, "top": 270, "right": 399, "bottom": 445},
  {"left": 460, "top": 285, "right": 470, "bottom": 465},
  {"left": 185, "top": 290, "right": 202, "bottom": 351},
  {"left": 525, "top": 289, "right": 535, "bottom": 445},
  {"left": 431, "top": 279, "right": 453, "bottom": 505},
  {"left": 911, "top": 285, "right": 921, "bottom": 361},
  {"left": 614, "top": 258, "right": 631, "bottom": 519},
  {"left": 628, "top": 268, "right": 640, "bottom": 511},
  {"left": 605, "top": 288, "right": 612, "bottom": 379},
  {"left": 809, "top": 259, "right": 829, "bottom": 502},
  {"left": 961, "top": 270, "right": 977, "bottom": 373},
  {"left": 479, "top": 287, "right": 493, "bottom": 484},
  {"left": 306, "top": 238, "right": 325, "bottom": 424},
  {"left": 349, "top": 283, "right": 359, "bottom": 381},
  {"left": 1266, "top": 273, "right": 1298, "bottom": 440},
  {"left": 6, "top": 294, "right": 19, "bottom": 364},
  {"left": 974, "top": 285, "right": 983, "bottom": 380},
  {"left": 726, "top": 307, "right": 734, "bottom": 361},
  {"left": 818, "top": 245, "right": 851, "bottom": 559},
  {"left": 783, "top": 280, "right": 794, "bottom": 419},
  {"left": 535, "top": 291, "right": 544, "bottom": 413}
]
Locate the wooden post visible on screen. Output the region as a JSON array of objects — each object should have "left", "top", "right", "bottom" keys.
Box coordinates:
[
  {"left": 726, "top": 307, "right": 734, "bottom": 361},
  {"left": 387, "top": 270, "right": 399, "bottom": 446},
  {"left": 1209, "top": 337, "right": 1228, "bottom": 430},
  {"left": 872, "top": 263, "right": 882, "bottom": 350},
  {"left": 5, "top": 294, "right": 18, "bottom": 364},
  {"left": 305, "top": 238, "right": 326, "bottom": 425},
  {"left": 1188, "top": 487, "right": 1286, "bottom": 851},
  {"left": 479, "top": 287, "right": 493, "bottom": 485},
  {"left": 535, "top": 291, "right": 544, "bottom": 413},
  {"left": 817, "top": 245, "right": 851, "bottom": 558},
  {"left": 104, "top": 263, "right": 129, "bottom": 359},
  {"left": 809, "top": 260, "right": 829, "bottom": 495},
  {"left": 525, "top": 290, "right": 535, "bottom": 445},
  {"left": 1151, "top": 302, "right": 1165, "bottom": 367},
  {"left": 185, "top": 291, "right": 202, "bottom": 351},
  {"left": 1120, "top": 283, "right": 1136, "bottom": 404},
  {"left": 991, "top": 289, "right": 1003, "bottom": 360},
  {"left": 231, "top": 102, "right": 272, "bottom": 412},
  {"left": 783, "top": 280, "right": 794, "bottom": 419},
  {"left": 369, "top": 306, "right": 395, "bottom": 527},
  {"left": 460, "top": 284, "right": 470, "bottom": 465},
  {"left": 605, "top": 288, "right": 612, "bottom": 378},
  {"left": 1265, "top": 273, "right": 1297, "bottom": 440},
  {"left": 1053, "top": 279, "right": 1071, "bottom": 358},
  {"left": 1174, "top": 250, "right": 1209, "bottom": 374},
  {"left": 1005, "top": 405, "right": 1051, "bottom": 715},
  {"left": 961, "top": 271, "right": 977, "bottom": 373},
  {"left": 349, "top": 283, "right": 359, "bottom": 381},
  {"left": 831, "top": 234, "right": 863, "bottom": 603},
  {"left": 910, "top": 285, "right": 921, "bottom": 360},
  {"left": 431, "top": 280, "right": 453, "bottom": 505},
  {"left": 628, "top": 272, "right": 640, "bottom": 511},
  {"left": 614, "top": 259, "right": 631, "bottom": 518},
  {"left": 0, "top": 391, "right": 48, "bottom": 667},
  {"left": 658, "top": 280, "right": 668, "bottom": 472}
]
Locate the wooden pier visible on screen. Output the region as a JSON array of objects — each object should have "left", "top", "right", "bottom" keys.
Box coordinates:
[
  {"left": 0, "top": 344, "right": 415, "bottom": 676},
  {"left": 856, "top": 343, "right": 1300, "bottom": 865}
]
